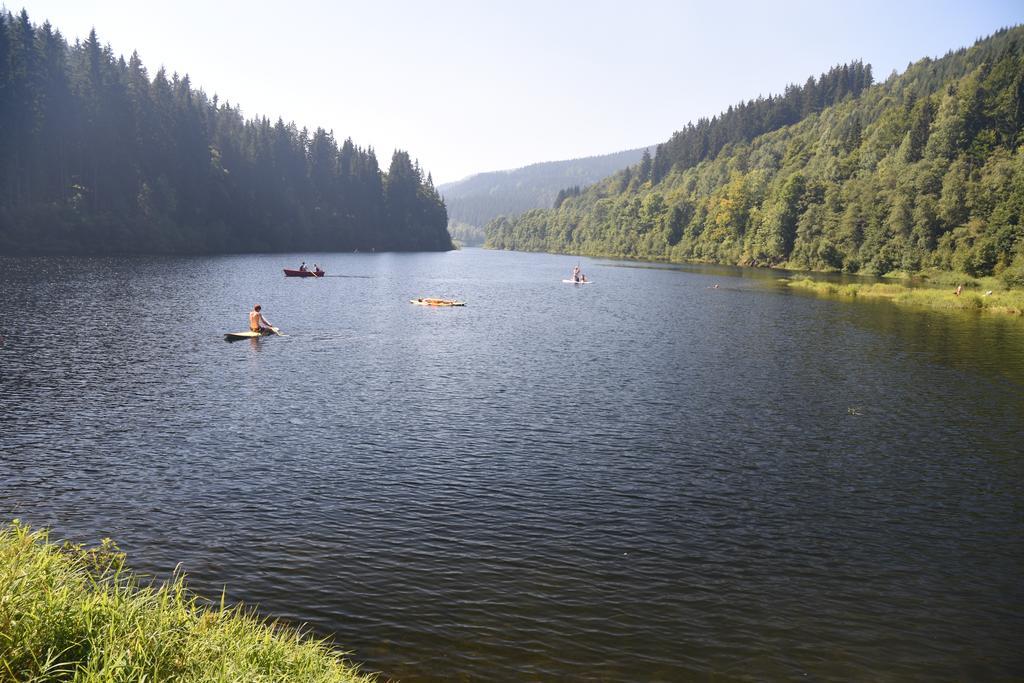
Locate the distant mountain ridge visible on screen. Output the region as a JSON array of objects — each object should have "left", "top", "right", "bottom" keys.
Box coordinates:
[{"left": 438, "top": 146, "right": 652, "bottom": 242}]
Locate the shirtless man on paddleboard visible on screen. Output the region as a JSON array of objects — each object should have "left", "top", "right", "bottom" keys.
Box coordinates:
[{"left": 249, "top": 304, "right": 274, "bottom": 334}]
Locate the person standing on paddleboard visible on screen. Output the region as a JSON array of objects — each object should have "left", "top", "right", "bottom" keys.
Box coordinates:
[{"left": 249, "top": 304, "right": 274, "bottom": 334}]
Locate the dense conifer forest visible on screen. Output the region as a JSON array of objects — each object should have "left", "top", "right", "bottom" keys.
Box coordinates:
[
  {"left": 486, "top": 28, "right": 1024, "bottom": 284},
  {"left": 0, "top": 9, "right": 451, "bottom": 254}
]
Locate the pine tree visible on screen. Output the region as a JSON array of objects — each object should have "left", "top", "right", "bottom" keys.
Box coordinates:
[
  {"left": 0, "top": 11, "right": 14, "bottom": 206},
  {"left": 638, "top": 149, "right": 652, "bottom": 183},
  {"left": 904, "top": 97, "right": 934, "bottom": 162}
]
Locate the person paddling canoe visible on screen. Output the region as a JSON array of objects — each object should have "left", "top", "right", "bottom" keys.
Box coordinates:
[{"left": 249, "top": 304, "right": 275, "bottom": 334}]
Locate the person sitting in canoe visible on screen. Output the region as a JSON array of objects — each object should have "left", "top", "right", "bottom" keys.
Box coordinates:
[
  {"left": 249, "top": 304, "right": 274, "bottom": 334},
  {"left": 299, "top": 261, "right": 308, "bottom": 272},
  {"left": 313, "top": 263, "right": 323, "bottom": 276}
]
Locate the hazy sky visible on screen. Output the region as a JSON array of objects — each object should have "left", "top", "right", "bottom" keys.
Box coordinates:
[{"left": 13, "top": 0, "right": 1024, "bottom": 183}]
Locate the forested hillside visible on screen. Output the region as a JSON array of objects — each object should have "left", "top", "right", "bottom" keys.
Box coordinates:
[
  {"left": 0, "top": 9, "right": 451, "bottom": 254},
  {"left": 439, "top": 146, "right": 651, "bottom": 236},
  {"left": 487, "top": 28, "right": 1024, "bottom": 284}
]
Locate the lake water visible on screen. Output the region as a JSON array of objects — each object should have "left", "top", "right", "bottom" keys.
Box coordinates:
[{"left": 1, "top": 247, "right": 1022, "bottom": 681}]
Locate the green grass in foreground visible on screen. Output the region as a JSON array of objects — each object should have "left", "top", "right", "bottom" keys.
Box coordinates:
[
  {"left": 0, "top": 521, "right": 376, "bottom": 682},
  {"left": 785, "top": 278, "right": 1024, "bottom": 316}
]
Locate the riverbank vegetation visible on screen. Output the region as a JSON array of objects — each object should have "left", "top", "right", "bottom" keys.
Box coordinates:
[
  {"left": 0, "top": 9, "right": 450, "bottom": 255},
  {"left": 486, "top": 27, "right": 1024, "bottom": 283},
  {"left": 786, "top": 275, "right": 1024, "bottom": 316},
  {"left": 0, "top": 521, "right": 375, "bottom": 682},
  {"left": 447, "top": 221, "right": 486, "bottom": 247}
]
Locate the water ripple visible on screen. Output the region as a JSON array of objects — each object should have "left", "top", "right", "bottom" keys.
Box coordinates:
[{"left": 1, "top": 250, "right": 1022, "bottom": 681}]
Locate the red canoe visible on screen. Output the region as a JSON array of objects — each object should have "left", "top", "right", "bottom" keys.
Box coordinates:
[{"left": 283, "top": 269, "right": 324, "bottom": 277}]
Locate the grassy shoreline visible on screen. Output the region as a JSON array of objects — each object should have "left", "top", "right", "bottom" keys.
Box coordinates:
[
  {"left": 785, "top": 277, "right": 1024, "bottom": 317},
  {"left": 0, "top": 521, "right": 376, "bottom": 682}
]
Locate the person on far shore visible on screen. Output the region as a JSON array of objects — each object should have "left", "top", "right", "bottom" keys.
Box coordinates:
[
  {"left": 955, "top": 283, "right": 963, "bottom": 296},
  {"left": 249, "top": 304, "right": 274, "bottom": 334}
]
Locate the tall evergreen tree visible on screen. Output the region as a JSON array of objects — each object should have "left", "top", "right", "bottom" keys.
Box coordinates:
[{"left": 638, "top": 149, "right": 652, "bottom": 184}]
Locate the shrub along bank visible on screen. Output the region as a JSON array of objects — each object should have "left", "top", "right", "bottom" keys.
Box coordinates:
[{"left": 785, "top": 275, "right": 1024, "bottom": 316}]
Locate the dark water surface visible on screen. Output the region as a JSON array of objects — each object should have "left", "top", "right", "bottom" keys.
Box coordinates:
[{"left": 1, "top": 248, "right": 1022, "bottom": 681}]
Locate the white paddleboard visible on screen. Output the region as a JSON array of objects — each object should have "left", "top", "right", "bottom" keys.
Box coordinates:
[
  {"left": 224, "top": 327, "right": 280, "bottom": 341},
  {"left": 562, "top": 279, "right": 593, "bottom": 284}
]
